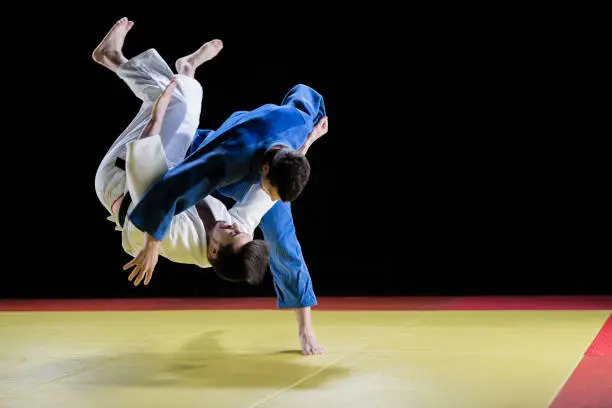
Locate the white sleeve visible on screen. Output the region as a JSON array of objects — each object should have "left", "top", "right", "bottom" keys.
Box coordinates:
[
  {"left": 228, "top": 184, "right": 277, "bottom": 238},
  {"left": 125, "top": 135, "right": 169, "bottom": 203}
]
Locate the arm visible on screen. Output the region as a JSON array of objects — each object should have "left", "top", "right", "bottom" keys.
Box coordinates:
[
  {"left": 261, "top": 114, "right": 329, "bottom": 308},
  {"left": 128, "top": 126, "right": 254, "bottom": 241},
  {"left": 259, "top": 201, "right": 317, "bottom": 309},
  {"left": 142, "top": 77, "right": 177, "bottom": 138},
  {"left": 265, "top": 115, "right": 329, "bottom": 354},
  {"left": 122, "top": 79, "right": 176, "bottom": 286},
  {"left": 259, "top": 201, "right": 323, "bottom": 355}
]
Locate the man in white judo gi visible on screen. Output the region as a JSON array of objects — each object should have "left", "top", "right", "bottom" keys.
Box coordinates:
[{"left": 93, "top": 18, "right": 276, "bottom": 285}]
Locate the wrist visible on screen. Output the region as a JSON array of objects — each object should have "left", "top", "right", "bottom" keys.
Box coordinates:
[{"left": 144, "top": 233, "right": 162, "bottom": 247}]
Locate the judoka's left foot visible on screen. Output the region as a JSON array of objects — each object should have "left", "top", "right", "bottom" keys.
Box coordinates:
[
  {"left": 92, "top": 17, "right": 134, "bottom": 71},
  {"left": 175, "top": 39, "right": 224, "bottom": 77},
  {"left": 299, "top": 332, "right": 325, "bottom": 355}
]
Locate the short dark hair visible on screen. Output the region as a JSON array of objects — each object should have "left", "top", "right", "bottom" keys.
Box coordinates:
[
  {"left": 263, "top": 148, "right": 310, "bottom": 201},
  {"left": 210, "top": 239, "right": 270, "bottom": 285}
]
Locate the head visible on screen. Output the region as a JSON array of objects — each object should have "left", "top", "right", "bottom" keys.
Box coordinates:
[
  {"left": 207, "top": 221, "right": 270, "bottom": 284},
  {"left": 260, "top": 147, "right": 310, "bottom": 202}
]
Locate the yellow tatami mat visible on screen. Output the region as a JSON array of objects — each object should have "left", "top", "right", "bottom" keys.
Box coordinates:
[{"left": 0, "top": 309, "right": 609, "bottom": 408}]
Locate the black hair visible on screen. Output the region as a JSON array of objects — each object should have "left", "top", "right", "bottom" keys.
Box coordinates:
[{"left": 263, "top": 148, "right": 311, "bottom": 201}]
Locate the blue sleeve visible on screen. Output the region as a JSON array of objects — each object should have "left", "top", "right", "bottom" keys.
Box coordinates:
[
  {"left": 258, "top": 200, "right": 317, "bottom": 309},
  {"left": 128, "top": 129, "right": 254, "bottom": 241},
  {"left": 186, "top": 129, "right": 213, "bottom": 157},
  {"left": 281, "top": 84, "right": 326, "bottom": 126}
]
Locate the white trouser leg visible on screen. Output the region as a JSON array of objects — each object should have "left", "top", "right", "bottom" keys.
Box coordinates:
[{"left": 94, "top": 48, "right": 203, "bottom": 215}]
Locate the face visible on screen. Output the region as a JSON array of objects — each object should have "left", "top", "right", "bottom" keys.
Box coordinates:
[
  {"left": 260, "top": 163, "right": 281, "bottom": 201},
  {"left": 207, "top": 221, "right": 252, "bottom": 260}
]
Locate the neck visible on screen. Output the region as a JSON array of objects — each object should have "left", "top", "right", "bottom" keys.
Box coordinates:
[{"left": 196, "top": 200, "right": 217, "bottom": 233}]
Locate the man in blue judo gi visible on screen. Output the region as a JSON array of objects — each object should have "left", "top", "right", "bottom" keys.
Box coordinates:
[{"left": 131, "top": 90, "right": 328, "bottom": 354}]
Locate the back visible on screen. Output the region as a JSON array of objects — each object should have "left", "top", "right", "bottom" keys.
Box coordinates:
[{"left": 194, "top": 104, "right": 310, "bottom": 153}]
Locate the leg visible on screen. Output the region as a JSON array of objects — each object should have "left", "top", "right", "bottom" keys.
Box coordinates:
[
  {"left": 94, "top": 65, "right": 200, "bottom": 214},
  {"left": 92, "top": 17, "right": 157, "bottom": 214},
  {"left": 101, "top": 35, "right": 223, "bottom": 167},
  {"left": 94, "top": 18, "right": 222, "bottom": 215},
  {"left": 89, "top": 18, "right": 179, "bottom": 213}
]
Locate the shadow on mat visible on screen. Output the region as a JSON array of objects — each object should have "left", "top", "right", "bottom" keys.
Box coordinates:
[{"left": 66, "top": 330, "right": 349, "bottom": 389}]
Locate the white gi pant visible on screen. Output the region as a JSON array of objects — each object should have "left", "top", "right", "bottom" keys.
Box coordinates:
[{"left": 94, "top": 48, "right": 203, "bottom": 226}]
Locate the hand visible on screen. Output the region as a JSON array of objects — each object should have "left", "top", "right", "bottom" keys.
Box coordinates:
[
  {"left": 308, "top": 116, "right": 329, "bottom": 143},
  {"left": 152, "top": 77, "right": 177, "bottom": 122},
  {"left": 299, "top": 116, "right": 329, "bottom": 155},
  {"left": 294, "top": 307, "right": 324, "bottom": 355},
  {"left": 123, "top": 233, "right": 161, "bottom": 286}
]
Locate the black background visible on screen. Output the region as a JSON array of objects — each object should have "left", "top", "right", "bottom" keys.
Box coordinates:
[{"left": 2, "top": 6, "right": 606, "bottom": 299}]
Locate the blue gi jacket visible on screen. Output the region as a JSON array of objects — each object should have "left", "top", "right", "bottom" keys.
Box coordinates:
[{"left": 128, "top": 84, "right": 325, "bottom": 308}]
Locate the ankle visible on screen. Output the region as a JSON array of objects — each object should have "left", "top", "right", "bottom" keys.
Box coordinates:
[{"left": 176, "top": 59, "right": 195, "bottom": 77}]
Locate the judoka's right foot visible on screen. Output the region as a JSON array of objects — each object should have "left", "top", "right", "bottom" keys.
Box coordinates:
[
  {"left": 175, "top": 40, "right": 224, "bottom": 77},
  {"left": 92, "top": 17, "right": 133, "bottom": 71}
]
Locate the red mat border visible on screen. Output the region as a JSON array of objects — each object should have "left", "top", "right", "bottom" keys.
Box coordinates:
[
  {"left": 0, "top": 296, "right": 611, "bottom": 311},
  {"left": 549, "top": 314, "right": 612, "bottom": 408},
  {"left": 585, "top": 314, "right": 612, "bottom": 357}
]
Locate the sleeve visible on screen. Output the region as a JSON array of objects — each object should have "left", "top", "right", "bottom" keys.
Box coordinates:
[
  {"left": 258, "top": 200, "right": 317, "bottom": 309},
  {"left": 128, "top": 129, "right": 253, "bottom": 241},
  {"left": 281, "top": 84, "right": 327, "bottom": 126},
  {"left": 228, "top": 184, "right": 275, "bottom": 238},
  {"left": 186, "top": 129, "right": 213, "bottom": 157},
  {"left": 125, "top": 135, "right": 169, "bottom": 203}
]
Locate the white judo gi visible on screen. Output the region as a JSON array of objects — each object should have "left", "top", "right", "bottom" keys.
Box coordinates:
[{"left": 94, "top": 48, "right": 275, "bottom": 268}]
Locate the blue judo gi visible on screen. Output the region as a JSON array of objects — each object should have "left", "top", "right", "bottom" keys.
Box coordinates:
[{"left": 128, "top": 84, "right": 326, "bottom": 309}]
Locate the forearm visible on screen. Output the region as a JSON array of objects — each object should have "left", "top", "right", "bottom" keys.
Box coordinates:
[
  {"left": 298, "top": 139, "right": 313, "bottom": 155},
  {"left": 273, "top": 270, "right": 317, "bottom": 309},
  {"left": 260, "top": 202, "right": 317, "bottom": 309},
  {"left": 141, "top": 116, "right": 163, "bottom": 139},
  {"left": 141, "top": 76, "right": 176, "bottom": 141}
]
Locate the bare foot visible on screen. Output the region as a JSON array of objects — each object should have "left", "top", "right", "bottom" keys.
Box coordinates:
[
  {"left": 175, "top": 39, "right": 224, "bottom": 77},
  {"left": 92, "top": 17, "right": 134, "bottom": 71},
  {"left": 299, "top": 332, "right": 324, "bottom": 355}
]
